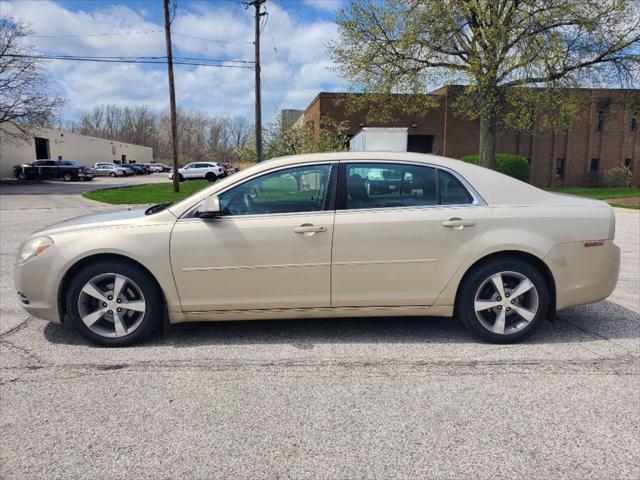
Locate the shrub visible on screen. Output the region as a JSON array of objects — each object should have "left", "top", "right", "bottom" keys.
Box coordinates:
[
  {"left": 603, "top": 167, "right": 632, "bottom": 188},
  {"left": 461, "top": 153, "right": 530, "bottom": 183}
]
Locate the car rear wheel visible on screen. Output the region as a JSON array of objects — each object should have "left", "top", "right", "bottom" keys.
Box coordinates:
[
  {"left": 205, "top": 172, "right": 217, "bottom": 182},
  {"left": 456, "top": 258, "right": 549, "bottom": 343},
  {"left": 109, "top": 172, "right": 116, "bottom": 177},
  {"left": 63, "top": 173, "right": 73, "bottom": 182},
  {"left": 66, "top": 260, "right": 163, "bottom": 347}
]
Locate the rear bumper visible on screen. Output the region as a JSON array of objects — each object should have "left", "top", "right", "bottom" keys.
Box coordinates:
[{"left": 544, "top": 240, "right": 620, "bottom": 310}]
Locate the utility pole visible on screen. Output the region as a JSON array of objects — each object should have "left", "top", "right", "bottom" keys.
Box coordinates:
[
  {"left": 245, "top": 0, "right": 266, "bottom": 162},
  {"left": 163, "top": 0, "right": 179, "bottom": 192}
]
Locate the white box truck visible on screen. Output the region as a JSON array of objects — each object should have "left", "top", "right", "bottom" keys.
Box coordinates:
[{"left": 349, "top": 127, "right": 408, "bottom": 152}]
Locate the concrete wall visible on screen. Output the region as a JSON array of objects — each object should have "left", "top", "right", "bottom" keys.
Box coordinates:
[{"left": 0, "top": 125, "right": 153, "bottom": 179}]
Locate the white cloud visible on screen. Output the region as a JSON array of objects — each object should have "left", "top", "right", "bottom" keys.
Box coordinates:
[
  {"left": 2, "top": 0, "right": 345, "bottom": 121},
  {"left": 303, "top": 0, "right": 343, "bottom": 13}
]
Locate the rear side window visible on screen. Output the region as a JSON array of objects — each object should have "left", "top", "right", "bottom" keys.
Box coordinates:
[
  {"left": 343, "top": 163, "right": 474, "bottom": 209},
  {"left": 438, "top": 170, "right": 473, "bottom": 205},
  {"left": 345, "top": 163, "right": 438, "bottom": 209}
]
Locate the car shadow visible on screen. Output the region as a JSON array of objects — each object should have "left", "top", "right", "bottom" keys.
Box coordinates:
[{"left": 43, "top": 300, "right": 639, "bottom": 348}]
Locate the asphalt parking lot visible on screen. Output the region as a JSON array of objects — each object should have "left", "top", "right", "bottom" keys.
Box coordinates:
[{"left": 0, "top": 186, "right": 638, "bottom": 479}]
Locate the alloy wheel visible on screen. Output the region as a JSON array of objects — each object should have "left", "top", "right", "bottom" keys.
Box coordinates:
[
  {"left": 77, "top": 273, "right": 146, "bottom": 338},
  {"left": 473, "top": 271, "right": 539, "bottom": 335}
]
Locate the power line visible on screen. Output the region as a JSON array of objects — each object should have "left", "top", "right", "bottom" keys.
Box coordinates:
[
  {"left": 5, "top": 54, "right": 254, "bottom": 69},
  {"left": 172, "top": 32, "right": 253, "bottom": 44},
  {"left": 261, "top": 71, "right": 279, "bottom": 113},
  {"left": 265, "top": 11, "right": 288, "bottom": 103},
  {"left": 27, "top": 29, "right": 163, "bottom": 38},
  {"left": 26, "top": 29, "right": 253, "bottom": 45}
]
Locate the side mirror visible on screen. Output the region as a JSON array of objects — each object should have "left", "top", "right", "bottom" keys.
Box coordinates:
[{"left": 196, "top": 196, "right": 221, "bottom": 219}]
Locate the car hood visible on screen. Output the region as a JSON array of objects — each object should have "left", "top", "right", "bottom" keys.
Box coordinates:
[{"left": 34, "top": 207, "right": 176, "bottom": 235}]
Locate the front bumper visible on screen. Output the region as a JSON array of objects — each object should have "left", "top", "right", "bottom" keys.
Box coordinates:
[
  {"left": 545, "top": 240, "right": 620, "bottom": 311},
  {"left": 14, "top": 249, "right": 63, "bottom": 323}
]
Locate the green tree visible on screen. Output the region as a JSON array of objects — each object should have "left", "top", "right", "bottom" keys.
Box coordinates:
[
  {"left": 236, "top": 118, "right": 350, "bottom": 164},
  {"left": 329, "top": 0, "right": 640, "bottom": 169}
]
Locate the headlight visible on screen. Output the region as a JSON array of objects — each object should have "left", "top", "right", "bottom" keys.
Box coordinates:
[{"left": 16, "top": 236, "right": 54, "bottom": 264}]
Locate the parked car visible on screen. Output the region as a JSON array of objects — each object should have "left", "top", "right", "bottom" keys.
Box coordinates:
[
  {"left": 14, "top": 152, "right": 620, "bottom": 347},
  {"left": 149, "top": 162, "right": 171, "bottom": 172},
  {"left": 127, "top": 164, "right": 150, "bottom": 175},
  {"left": 143, "top": 163, "right": 165, "bottom": 173},
  {"left": 220, "top": 162, "right": 238, "bottom": 176},
  {"left": 94, "top": 163, "right": 135, "bottom": 176},
  {"left": 168, "top": 162, "right": 224, "bottom": 182},
  {"left": 94, "top": 164, "right": 127, "bottom": 177},
  {"left": 13, "top": 160, "right": 94, "bottom": 182}
]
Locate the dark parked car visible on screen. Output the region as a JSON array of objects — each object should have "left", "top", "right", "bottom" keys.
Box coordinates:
[
  {"left": 127, "top": 164, "right": 150, "bottom": 175},
  {"left": 13, "top": 160, "right": 95, "bottom": 182}
]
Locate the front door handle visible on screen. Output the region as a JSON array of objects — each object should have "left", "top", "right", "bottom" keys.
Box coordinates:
[
  {"left": 442, "top": 217, "right": 476, "bottom": 229},
  {"left": 294, "top": 224, "right": 327, "bottom": 236}
]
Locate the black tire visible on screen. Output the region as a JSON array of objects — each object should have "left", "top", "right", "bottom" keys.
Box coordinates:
[
  {"left": 178, "top": 174, "right": 185, "bottom": 182},
  {"left": 63, "top": 173, "right": 73, "bottom": 182},
  {"left": 65, "top": 259, "right": 163, "bottom": 347},
  {"left": 205, "top": 172, "right": 217, "bottom": 182},
  {"left": 109, "top": 172, "right": 116, "bottom": 177},
  {"left": 18, "top": 172, "right": 27, "bottom": 181},
  {"left": 456, "top": 257, "right": 549, "bottom": 344}
]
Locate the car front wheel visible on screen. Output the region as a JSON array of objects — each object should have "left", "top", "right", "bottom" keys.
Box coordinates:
[
  {"left": 456, "top": 257, "right": 549, "bottom": 344},
  {"left": 66, "top": 260, "right": 163, "bottom": 346}
]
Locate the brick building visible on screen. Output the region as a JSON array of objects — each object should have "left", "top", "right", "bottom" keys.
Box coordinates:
[{"left": 298, "top": 86, "right": 639, "bottom": 187}]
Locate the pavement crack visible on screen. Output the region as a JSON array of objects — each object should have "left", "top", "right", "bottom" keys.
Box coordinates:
[
  {"left": 0, "top": 316, "right": 32, "bottom": 339},
  {"left": 556, "top": 315, "right": 638, "bottom": 357}
]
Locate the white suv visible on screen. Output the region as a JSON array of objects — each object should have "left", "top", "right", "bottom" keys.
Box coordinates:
[{"left": 169, "top": 162, "right": 224, "bottom": 182}]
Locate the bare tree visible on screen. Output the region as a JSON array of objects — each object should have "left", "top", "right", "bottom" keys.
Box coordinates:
[
  {"left": 71, "top": 105, "right": 253, "bottom": 165},
  {"left": 0, "top": 17, "right": 65, "bottom": 139}
]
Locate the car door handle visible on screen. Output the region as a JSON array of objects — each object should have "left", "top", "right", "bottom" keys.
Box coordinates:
[
  {"left": 442, "top": 218, "right": 476, "bottom": 229},
  {"left": 294, "top": 224, "right": 327, "bottom": 235}
]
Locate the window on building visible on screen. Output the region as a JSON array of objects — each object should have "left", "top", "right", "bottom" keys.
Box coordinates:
[
  {"left": 34, "top": 137, "right": 50, "bottom": 160},
  {"left": 590, "top": 158, "right": 599, "bottom": 173},
  {"left": 58, "top": 155, "right": 62, "bottom": 160},
  {"left": 624, "top": 158, "right": 633, "bottom": 171},
  {"left": 595, "top": 111, "right": 605, "bottom": 131},
  {"left": 630, "top": 111, "right": 637, "bottom": 131},
  {"left": 112, "top": 145, "right": 116, "bottom": 155},
  {"left": 407, "top": 135, "right": 433, "bottom": 154},
  {"left": 556, "top": 158, "right": 565, "bottom": 175}
]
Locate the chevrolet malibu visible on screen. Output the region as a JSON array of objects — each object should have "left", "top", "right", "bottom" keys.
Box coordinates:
[{"left": 14, "top": 152, "right": 620, "bottom": 346}]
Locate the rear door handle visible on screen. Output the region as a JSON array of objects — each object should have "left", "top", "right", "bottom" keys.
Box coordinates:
[
  {"left": 294, "top": 224, "right": 327, "bottom": 235},
  {"left": 442, "top": 217, "right": 476, "bottom": 229}
]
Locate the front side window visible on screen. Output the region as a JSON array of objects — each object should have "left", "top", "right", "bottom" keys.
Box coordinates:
[
  {"left": 344, "top": 163, "right": 473, "bottom": 209},
  {"left": 218, "top": 164, "right": 332, "bottom": 216}
]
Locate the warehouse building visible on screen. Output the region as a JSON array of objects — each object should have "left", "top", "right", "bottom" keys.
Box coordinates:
[
  {"left": 0, "top": 125, "right": 153, "bottom": 179},
  {"left": 298, "top": 86, "right": 639, "bottom": 187}
]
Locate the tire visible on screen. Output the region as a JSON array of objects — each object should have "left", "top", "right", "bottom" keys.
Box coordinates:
[
  {"left": 178, "top": 174, "right": 185, "bottom": 182},
  {"left": 63, "top": 173, "right": 72, "bottom": 182},
  {"left": 205, "top": 172, "right": 217, "bottom": 182},
  {"left": 65, "top": 259, "right": 163, "bottom": 347},
  {"left": 109, "top": 172, "right": 116, "bottom": 177},
  {"left": 456, "top": 257, "right": 549, "bottom": 344},
  {"left": 18, "top": 172, "right": 27, "bottom": 181}
]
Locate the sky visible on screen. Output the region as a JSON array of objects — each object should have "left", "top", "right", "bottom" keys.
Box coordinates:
[{"left": 1, "top": 0, "right": 347, "bottom": 123}]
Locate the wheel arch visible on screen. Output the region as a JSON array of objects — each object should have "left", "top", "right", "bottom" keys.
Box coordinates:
[
  {"left": 57, "top": 253, "right": 167, "bottom": 323},
  {"left": 453, "top": 250, "right": 557, "bottom": 319}
]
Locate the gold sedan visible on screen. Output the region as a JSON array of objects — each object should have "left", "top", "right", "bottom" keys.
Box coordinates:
[{"left": 14, "top": 152, "right": 620, "bottom": 346}]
